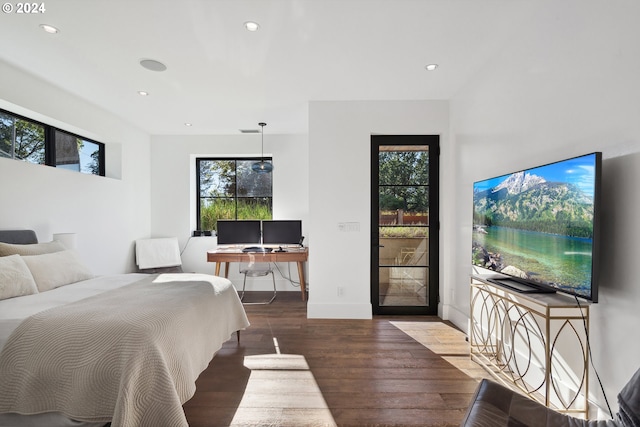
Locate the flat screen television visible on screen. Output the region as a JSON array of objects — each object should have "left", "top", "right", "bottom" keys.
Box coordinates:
[
  {"left": 216, "top": 220, "right": 261, "bottom": 245},
  {"left": 262, "top": 220, "right": 303, "bottom": 245},
  {"left": 472, "top": 152, "right": 601, "bottom": 302}
]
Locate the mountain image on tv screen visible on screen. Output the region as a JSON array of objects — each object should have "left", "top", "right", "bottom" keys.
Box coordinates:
[{"left": 472, "top": 152, "right": 600, "bottom": 299}]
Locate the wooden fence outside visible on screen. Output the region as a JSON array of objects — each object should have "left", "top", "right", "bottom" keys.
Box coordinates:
[{"left": 379, "top": 210, "right": 428, "bottom": 225}]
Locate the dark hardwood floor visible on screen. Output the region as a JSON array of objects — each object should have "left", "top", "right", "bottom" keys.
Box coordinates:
[{"left": 183, "top": 292, "right": 489, "bottom": 427}]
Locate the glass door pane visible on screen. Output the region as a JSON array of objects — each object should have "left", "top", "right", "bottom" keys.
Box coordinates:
[{"left": 378, "top": 225, "right": 428, "bottom": 306}]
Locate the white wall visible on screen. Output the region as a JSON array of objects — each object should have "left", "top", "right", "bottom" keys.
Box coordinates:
[
  {"left": 0, "top": 60, "right": 152, "bottom": 274},
  {"left": 448, "top": 0, "right": 640, "bottom": 414},
  {"left": 149, "top": 133, "right": 309, "bottom": 290},
  {"left": 307, "top": 100, "right": 450, "bottom": 319}
]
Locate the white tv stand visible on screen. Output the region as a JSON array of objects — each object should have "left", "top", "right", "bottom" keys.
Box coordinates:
[{"left": 470, "top": 274, "right": 591, "bottom": 418}]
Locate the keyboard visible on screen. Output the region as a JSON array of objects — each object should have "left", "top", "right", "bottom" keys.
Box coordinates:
[{"left": 242, "top": 246, "right": 273, "bottom": 253}]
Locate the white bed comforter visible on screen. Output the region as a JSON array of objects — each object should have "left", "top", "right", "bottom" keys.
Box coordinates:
[{"left": 0, "top": 273, "right": 250, "bottom": 427}]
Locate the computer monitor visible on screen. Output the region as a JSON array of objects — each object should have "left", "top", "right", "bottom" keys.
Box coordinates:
[
  {"left": 262, "top": 220, "right": 303, "bottom": 245},
  {"left": 216, "top": 220, "right": 261, "bottom": 245}
]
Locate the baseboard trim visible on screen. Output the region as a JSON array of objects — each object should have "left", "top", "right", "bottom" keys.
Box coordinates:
[{"left": 442, "top": 303, "right": 470, "bottom": 335}]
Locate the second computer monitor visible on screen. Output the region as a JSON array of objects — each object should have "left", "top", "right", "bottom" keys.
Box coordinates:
[{"left": 262, "top": 220, "right": 302, "bottom": 245}]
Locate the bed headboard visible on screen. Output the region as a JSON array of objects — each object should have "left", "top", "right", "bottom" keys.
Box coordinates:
[{"left": 0, "top": 230, "right": 38, "bottom": 244}]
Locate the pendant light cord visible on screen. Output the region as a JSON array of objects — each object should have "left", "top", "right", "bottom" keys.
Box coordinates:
[{"left": 259, "top": 122, "right": 266, "bottom": 161}]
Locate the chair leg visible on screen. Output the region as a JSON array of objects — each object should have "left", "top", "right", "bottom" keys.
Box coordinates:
[
  {"left": 241, "top": 270, "right": 277, "bottom": 305},
  {"left": 240, "top": 273, "right": 247, "bottom": 301},
  {"left": 266, "top": 270, "right": 277, "bottom": 304}
]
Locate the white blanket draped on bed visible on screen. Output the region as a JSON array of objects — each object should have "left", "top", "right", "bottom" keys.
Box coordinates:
[{"left": 0, "top": 273, "right": 250, "bottom": 427}]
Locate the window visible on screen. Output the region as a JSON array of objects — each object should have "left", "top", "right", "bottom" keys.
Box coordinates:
[
  {"left": 0, "top": 109, "right": 105, "bottom": 176},
  {"left": 0, "top": 111, "right": 45, "bottom": 164},
  {"left": 54, "top": 130, "right": 103, "bottom": 175},
  {"left": 197, "top": 158, "right": 273, "bottom": 231}
]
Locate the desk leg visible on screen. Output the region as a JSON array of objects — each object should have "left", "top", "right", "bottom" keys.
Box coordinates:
[
  {"left": 297, "top": 261, "right": 306, "bottom": 301},
  {"left": 214, "top": 262, "right": 230, "bottom": 278}
]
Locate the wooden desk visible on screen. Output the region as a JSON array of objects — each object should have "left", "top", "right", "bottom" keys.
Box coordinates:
[{"left": 207, "top": 247, "right": 309, "bottom": 301}]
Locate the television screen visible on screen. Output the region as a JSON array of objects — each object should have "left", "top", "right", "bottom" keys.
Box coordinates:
[
  {"left": 472, "top": 152, "right": 601, "bottom": 302},
  {"left": 216, "top": 220, "right": 261, "bottom": 245},
  {"left": 262, "top": 220, "right": 303, "bottom": 245}
]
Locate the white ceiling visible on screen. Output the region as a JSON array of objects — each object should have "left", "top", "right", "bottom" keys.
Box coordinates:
[{"left": 0, "top": 0, "right": 536, "bottom": 135}]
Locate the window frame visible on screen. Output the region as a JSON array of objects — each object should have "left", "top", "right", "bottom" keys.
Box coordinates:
[
  {"left": 0, "top": 108, "right": 105, "bottom": 176},
  {"left": 196, "top": 156, "right": 273, "bottom": 231}
]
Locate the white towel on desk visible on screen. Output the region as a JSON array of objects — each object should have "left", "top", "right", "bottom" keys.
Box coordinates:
[{"left": 135, "top": 237, "right": 182, "bottom": 269}]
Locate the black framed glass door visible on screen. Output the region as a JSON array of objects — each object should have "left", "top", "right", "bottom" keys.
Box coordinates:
[{"left": 371, "top": 135, "right": 439, "bottom": 315}]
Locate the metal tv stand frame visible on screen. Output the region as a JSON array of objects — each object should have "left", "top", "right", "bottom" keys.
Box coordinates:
[{"left": 470, "top": 274, "right": 591, "bottom": 418}]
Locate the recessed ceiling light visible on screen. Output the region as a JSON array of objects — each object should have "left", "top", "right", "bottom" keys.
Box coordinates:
[
  {"left": 244, "top": 21, "right": 260, "bottom": 32},
  {"left": 425, "top": 64, "right": 438, "bottom": 71},
  {"left": 140, "top": 59, "right": 167, "bottom": 72},
  {"left": 39, "top": 24, "right": 59, "bottom": 34},
  {"left": 137, "top": 91, "right": 149, "bottom": 96},
  {"left": 185, "top": 123, "right": 193, "bottom": 127}
]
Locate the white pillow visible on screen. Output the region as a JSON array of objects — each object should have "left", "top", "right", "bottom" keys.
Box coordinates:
[
  {"left": 0, "top": 254, "right": 38, "bottom": 300},
  {"left": 22, "top": 250, "right": 94, "bottom": 292},
  {"left": 0, "top": 240, "right": 65, "bottom": 257}
]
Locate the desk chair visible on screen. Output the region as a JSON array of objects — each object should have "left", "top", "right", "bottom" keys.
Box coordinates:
[{"left": 239, "top": 261, "right": 276, "bottom": 304}]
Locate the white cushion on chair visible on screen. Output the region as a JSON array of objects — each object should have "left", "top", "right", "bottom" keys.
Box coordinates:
[{"left": 135, "top": 238, "right": 181, "bottom": 269}]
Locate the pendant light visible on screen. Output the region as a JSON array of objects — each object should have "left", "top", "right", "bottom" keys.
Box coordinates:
[{"left": 252, "top": 122, "right": 273, "bottom": 173}]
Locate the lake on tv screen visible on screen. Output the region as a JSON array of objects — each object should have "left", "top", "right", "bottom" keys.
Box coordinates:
[{"left": 474, "top": 226, "right": 593, "bottom": 296}]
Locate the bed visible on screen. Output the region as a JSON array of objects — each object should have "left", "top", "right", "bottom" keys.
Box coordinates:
[{"left": 0, "top": 230, "right": 250, "bottom": 427}]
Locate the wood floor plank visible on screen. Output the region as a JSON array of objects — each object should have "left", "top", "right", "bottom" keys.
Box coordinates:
[{"left": 183, "top": 292, "right": 489, "bottom": 427}]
